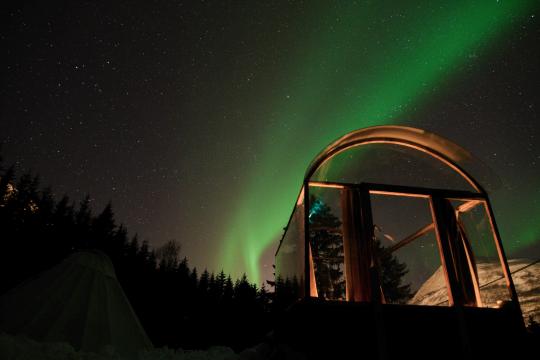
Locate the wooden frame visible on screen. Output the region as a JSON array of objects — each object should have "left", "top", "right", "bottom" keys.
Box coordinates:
[{"left": 304, "top": 181, "right": 520, "bottom": 311}]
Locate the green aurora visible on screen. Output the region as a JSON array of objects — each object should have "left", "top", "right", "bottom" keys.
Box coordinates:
[{"left": 220, "top": 1, "right": 537, "bottom": 284}]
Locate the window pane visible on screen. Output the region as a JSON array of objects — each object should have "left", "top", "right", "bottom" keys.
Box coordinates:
[
  {"left": 370, "top": 193, "right": 449, "bottom": 306},
  {"left": 275, "top": 190, "right": 305, "bottom": 305},
  {"left": 308, "top": 186, "right": 346, "bottom": 300},
  {"left": 403, "top": 232, "right": 449, "bottom": 306},
  {"left": 452, "top": 200, "right": 512, "bottom": 308}
]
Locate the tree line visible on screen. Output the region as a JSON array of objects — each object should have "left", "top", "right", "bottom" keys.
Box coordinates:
[{"left": 0, "top": 153, "right": 274, "bottom": 351}]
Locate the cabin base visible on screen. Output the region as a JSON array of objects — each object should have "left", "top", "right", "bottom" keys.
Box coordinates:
[{"left": 274, "top": 300, "right": 529, "bottom": 360}]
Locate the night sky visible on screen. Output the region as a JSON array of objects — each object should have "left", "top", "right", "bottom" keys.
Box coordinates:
[{"left": 2, "top": 1, "right": 539, "bottom": 285}]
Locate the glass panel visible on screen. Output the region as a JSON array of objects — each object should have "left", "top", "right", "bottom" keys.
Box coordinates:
[
  {"left": 311, "top": 143, "right": 475, "bottom": 192},
  {"left": 509, "top": 259, "right": 540, "bottom": 323},
  {"left": 275, "top": 189, "right": 305, "bottom": 305},
  {"left": 308, "top": 185, "right": 346, "bottom": 300},
  {"left": 398, "top": 232, "right": 449, "bottom": 306},
  {"left": 370, "top": 193, "right": 450, "bottom": 306},
  {"left": 452, "top": 199, "right": 512, "bottom": 308}
]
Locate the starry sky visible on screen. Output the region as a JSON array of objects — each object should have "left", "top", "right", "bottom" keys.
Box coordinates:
[{"left": 2, "top": 1, "right": 539, "bottom": 285}]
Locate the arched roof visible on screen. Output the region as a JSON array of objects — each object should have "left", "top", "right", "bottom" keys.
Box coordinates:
[{"left": 305, "top": 126, "right": 497, "bottom": 194}]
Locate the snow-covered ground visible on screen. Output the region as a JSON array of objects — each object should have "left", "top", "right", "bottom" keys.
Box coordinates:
[
  {"left": 507, "top": 259, "right": 540, "bottom": 323},
  {"left": 0, "top": 332, "right": 305, "bottom": 360},
  {"left": 0, "top": 332, "right": 235, "bottom": 360},
  {"left": 410, "top": 258, "right": 540, "bottom": 323}
]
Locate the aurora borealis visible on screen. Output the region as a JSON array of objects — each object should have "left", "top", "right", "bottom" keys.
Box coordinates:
[
  {"left": 3, "top": 1, "right": 539, "bottom": 285},
  {"left": 221, "top": 0, "right": 539, "bottom": 283}
]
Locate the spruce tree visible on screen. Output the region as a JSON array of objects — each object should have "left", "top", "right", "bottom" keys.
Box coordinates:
[
  {"left": 217, "top": 270, "right": 226, "bottom": 296},
  {"left": 92, "top": 202, "right": 116, "bottom": 251},
  {"left": 308, "top": 196, "right": 345, "bottom": 300},
  {"left": 373, "top": 234, "right": 412, "bottom": 304},
  {"left": 223, "top": 275, "right": 234, "bottom": 303},
  {"left": 189, "top": 267, "right": 198, "bottom": 289},
  {"left": 199, "top": 269, "right": 210, "bottom": 294}
]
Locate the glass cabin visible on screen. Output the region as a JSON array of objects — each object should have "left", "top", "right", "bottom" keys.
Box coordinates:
[{"left": 274, "top": 126, "right": 525, "bottom": 359}]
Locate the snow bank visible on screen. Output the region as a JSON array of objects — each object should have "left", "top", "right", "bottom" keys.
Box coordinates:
[
  {"left": 0, "top": 332, "right": 236, "bottom": 360},
  {"left": 0, "top": 333, "right": 305, "bottom": 360}
]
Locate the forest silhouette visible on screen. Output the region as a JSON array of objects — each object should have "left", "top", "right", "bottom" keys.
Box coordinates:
[{"left": 0, "top": 152, "right": 276, "bottom": 351}]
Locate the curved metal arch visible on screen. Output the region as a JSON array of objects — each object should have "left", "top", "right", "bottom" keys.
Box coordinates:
[{"left": 304, "top": 125, "right": 486, "bottom": 194}]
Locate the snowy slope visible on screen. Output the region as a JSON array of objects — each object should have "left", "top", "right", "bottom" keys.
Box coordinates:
[{"left": 410, "top": 258, "right": 540, "bottom": 322}]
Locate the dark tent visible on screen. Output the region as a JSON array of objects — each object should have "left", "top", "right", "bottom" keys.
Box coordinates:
[{"left": 0, "top": 250, "right": 152, "bottom": 356}]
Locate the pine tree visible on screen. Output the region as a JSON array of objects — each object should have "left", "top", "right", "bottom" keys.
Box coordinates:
[
  {"left": 177, "top": 257, "right": 190, "bottom": 280},
  {"left": 234, "top": 274, "right": 257, "bottom": 306},
  {"left": 199, "top": 269, "right": 210, "bottom": 294},
  {"left": 373, "top": 236, "right": 412, "bottom": 304},
  {"left": 128, "top": 234, "right": 140, "bottom": 256},
  {"left": 53, "top": 196, "right": 73, "bottom": 226},
  {"left": 308, "top": 196, "right": 345, "bottom": 300},
  {"left": 223, "top": 275, "right": 234, "bottom": 304},
  {"left": 189, "top": 267, "right": 199, "bottom": 289},
  {"left": 147, "top": 250, "right": 157, "bottom": 270},
  {"left": 156, "top": 239, "right": 181, "bottom": 272},
  {"left": 92, "top": 202, "right": 116, "bottom": 251},
  {"left": 208, "top": 272, "right": 220, "bottom": 302},
  {"left": 75, "top": 195, "right": 92, "bottom": 248},
  {"left": 137, "top": 240, "right": 151, "bottom": 269},
  {"left": 37, "top": 187, "right": 55, "bottom": 220},
  {"left": 217, "top": 270, "right": 226, "bottom": 294},
  {"left": 111, "top": 224, "right": 129, "bottom": 263},
  {"left": 52, "top": 195, "right": 75, "bottom": 257},
  {"left": 257, "top": 284, "right": 271, "bottom": 311}
]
